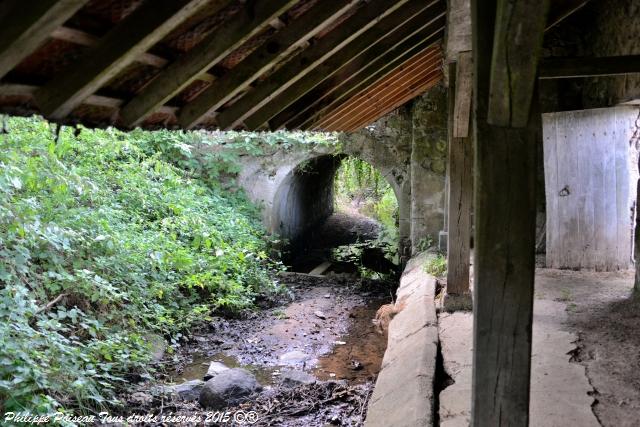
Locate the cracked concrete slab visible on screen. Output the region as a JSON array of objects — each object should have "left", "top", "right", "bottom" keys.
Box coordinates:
[{"left": 438, "top": 272, "right": 600, "bottom": 427}]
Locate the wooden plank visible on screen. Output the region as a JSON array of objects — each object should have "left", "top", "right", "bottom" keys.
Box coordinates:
[
  {"left": 453, "top": 50, "right": 472, "bottom": 138},
  {"left": 542, "top": 113, "right": 559, "bottom": 268},
  {"left": 614, "top": 108, "right": 635, "bottom": 268},
  {"left": 446, "top": 61, "right": 472, "bottom": 297},
  {"left": 242, "top": 1, "right": 446, "bottom": 130},
  {"left": 309, "top": 261, "right": 332, "bottom": 276},
  {"left": 119, "top": 0, "right": 298, "bottom": 127},
  {"left": 49, "top": 26, "right": 218, "bottom": 79},
  {"left": 487, "top": 0, "right": 549, "bottom": 127},
  {"left": 0, "top": 83, "right": 177, "bottom": 114},
  {"left": 576, "top": 111, "right": 594, "bottom": 269},
  {"left": 0, "top": 0, "right": 89, "bottom": 79},
  {"left": 278, "top": 44, "right": 440, "bottom": 130},
  {"left": 333, "top": 65, "right": 442, "bottom": 131},
  {"left": 36, "top": 0, "right": 215, "bottom": 119},
  {"left": 446, "top": 0, "right": 471, "bottom": 61},
  {"left": 273, "top": 27, "right": 443, "bottom": 131},
  {"left": 312, "top": 48, "right": 441, "bottom": 130},
  {"left": 177, "top": 0, "right": 358, "bottom": 129},
  {"left": 602, "top": 111, "right": 619, "bottom": 270},
  {"left": 338, "top": 71, "right": 442, "bottom": 132},
  {"left": 539, "top": 55, "right": 640, "bottom": 79},
  {"left": 344, "top": 72, "right": 442, "bottom": 131},
  {"left": 213, "top": 0, "right": 415, "bottom": 130},
  {"left": 471, "top": 0, "right": 538, "bottom": 424}
]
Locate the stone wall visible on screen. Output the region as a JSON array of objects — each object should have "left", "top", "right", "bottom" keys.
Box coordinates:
[
  {"left": 542, "top": 0, "right": 640, "bottom": 109},
  {"left": 410, "top": 84, "right": 448, "bottom": 253},
  {"left": 581, "top": 0, "right": 640, "bottom": 107},
  {"left": 235, "top": 89, "right": 448, "bottom": 258}
]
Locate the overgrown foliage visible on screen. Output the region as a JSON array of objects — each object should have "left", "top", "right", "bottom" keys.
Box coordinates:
[
  {"left": 424, "top": 254, "right": 447, "bottom": 278},
  {"left": 334, "top": 157, "right": 398, "bottom": 247},
  {"left": 0, "top": 117, "right": 313, "bottom": 416}
]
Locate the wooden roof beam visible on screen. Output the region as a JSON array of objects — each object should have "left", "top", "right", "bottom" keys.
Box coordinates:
[
  {"left": 119, "top": 0, "right": 298, "bottom": 128},
  {"left": 0, "top": 83, "right": 177, "bottom": 115},
  {"left": 36, "top": 0, "right": 217, "bottom": 120},
  {"left": 176, "top": 0, "right": 359, "bottom": 129},
  {"left": 0, "top": 0, "right": 89, "bottom": 79},
  {"left": 213, "top": 0, "right": 416, "bottom": 130},
  {"left": 539, "top": 55, "right": 640, "bottom": 79},
  {"left": 277, "top": 24, "right": 444, "bottom": 131},
  {"left": 487, "top": 0, "right": 550, "bottom": 127},
  {"left": 49, "top": 26, "right": 216, "bottom": 81},
  {"left": 243, "top": 0, "right": 446, "bottom": 131}
]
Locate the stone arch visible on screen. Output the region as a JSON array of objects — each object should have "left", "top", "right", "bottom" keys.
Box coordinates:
[{"left": 238, "top": 144, "right": 411, "bottom": 257}]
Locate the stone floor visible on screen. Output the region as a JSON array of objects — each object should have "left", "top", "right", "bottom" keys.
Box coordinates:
[{"left": 438, "top": 268, "right": 601, "bottom": 427}]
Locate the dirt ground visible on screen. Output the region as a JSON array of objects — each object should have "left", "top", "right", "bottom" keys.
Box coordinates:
[
  {"left": 118, "top": 272, "right": 394, "bottom": 426},
  {"left": 536, "top": 269, "right": 640, "bottom": 426}
]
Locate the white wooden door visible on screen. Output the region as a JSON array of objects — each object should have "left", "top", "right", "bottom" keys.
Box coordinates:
[{"left": 543, "top": 106, "right": 639, "bottom": 271}]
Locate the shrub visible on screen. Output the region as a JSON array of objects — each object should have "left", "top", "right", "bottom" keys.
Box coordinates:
[{"left": 0, "top": 117, "right": 285, "bottom": 415}]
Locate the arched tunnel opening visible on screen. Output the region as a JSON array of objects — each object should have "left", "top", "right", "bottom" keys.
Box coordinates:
[{"left": 274, "top": 154, "right": 400, "bottom": 278}]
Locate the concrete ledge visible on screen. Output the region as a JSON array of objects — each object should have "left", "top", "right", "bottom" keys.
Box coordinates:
[{"left": 366, "top": 252, "right": 438, "bottom": 427}]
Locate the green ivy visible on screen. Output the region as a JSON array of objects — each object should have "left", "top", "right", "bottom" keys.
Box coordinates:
[{"left": 0, "top": 116, "right": 319, "bottom": 416}]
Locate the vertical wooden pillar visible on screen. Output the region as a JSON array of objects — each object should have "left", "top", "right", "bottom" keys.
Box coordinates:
[
  {"left": 446, "top": 56, "right": 473, "bottom": 308},
  {"left": 471, "top": 0, "right": 543, "bottom": 425}
]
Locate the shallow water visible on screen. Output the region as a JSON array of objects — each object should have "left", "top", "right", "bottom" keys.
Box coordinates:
[{"left": 167, "top": 297, "right": 388, "bottom": 386}]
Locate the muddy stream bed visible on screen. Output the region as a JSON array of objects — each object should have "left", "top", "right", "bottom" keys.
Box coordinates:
[{"left": 121, "top": 273, "right": 395, "bottom": 426}]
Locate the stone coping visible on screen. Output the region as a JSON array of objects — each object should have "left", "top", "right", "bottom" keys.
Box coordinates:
[{"left": 365, "top": 252, "right": 439, "bottom": 427}]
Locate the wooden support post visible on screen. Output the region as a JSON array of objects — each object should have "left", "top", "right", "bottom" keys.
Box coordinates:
[
  {"left": 444, "top": 60, "right": 473, "bottom": 311},
  {"left": 471, "top": 0, "right": 540, "bottom": 424},
  {"left": 0, "top": 0, "right": 89, "bottom": 79},
  {"left": 487, "top": 0, "right": 549, "bottom": 127}
]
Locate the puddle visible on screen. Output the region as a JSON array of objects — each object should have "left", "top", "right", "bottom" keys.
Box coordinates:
[
  {"left": 168, "top": 297, "right": 388, "bottom": 387},
  {"left": 169, "top": 352, "right": 279, "bottom": 386},
  {"left": 313, "top": 298, "right": 388, "bottom": 383}
]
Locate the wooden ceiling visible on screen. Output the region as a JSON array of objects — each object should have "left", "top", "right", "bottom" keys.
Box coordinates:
[{"left": 0, "top": 0, "right": 447, "bottom": 132}]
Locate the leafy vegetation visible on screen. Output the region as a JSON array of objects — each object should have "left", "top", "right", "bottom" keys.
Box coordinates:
[
  {"left": 0, "top": 117, "right": 322, "bottom": 416},
  {"left": 424, "top": 254, "right": 447, "bottom": 278},
  {"left": 333, "top": 157, "right": 398, "bottom": 246}
]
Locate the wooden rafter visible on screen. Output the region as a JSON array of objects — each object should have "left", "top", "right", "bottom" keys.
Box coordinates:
[
  {"left": 313, "top": 47, "right": 442, "bottom": 131},
  {"left": 278, "top": 24, "right": 445, "bottom": 131},
  {"left": 487, "top": 0, "right": 550, "bottom": 127},
  {"left": 0, "top": 83, "right": 177, "bottom": 115},
  {"left": 0, "top": 0, "right": 89, "bottom": 79},
  {"left": 119, "top": 0, "right": 298, "bottom": 128},
  {"left": 214, "top": 0, "right": 415, "bottom": 130},
  {"left": 242, "top": 0, "right": 446, "bottom": 131},
  {"left": 49, "top": 26, "right": 216, "bottom": 82},
  {"left": 333, "top": 63, "right": 442, "bottom": 131},
  {"left": 176, "top": 0, "right": 359, "bottom": 129},
  {"left": 36, "top": 0, "right": 217, "bottom": 120}
]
